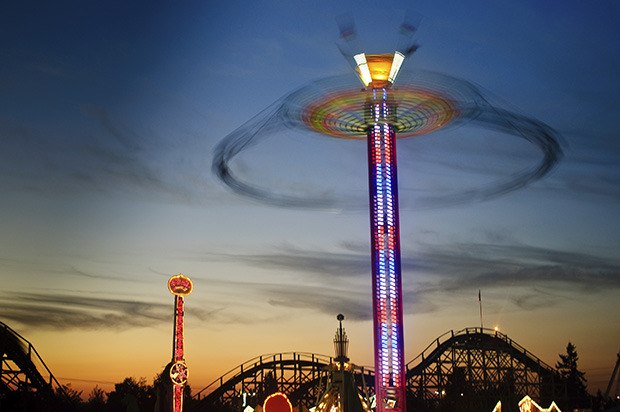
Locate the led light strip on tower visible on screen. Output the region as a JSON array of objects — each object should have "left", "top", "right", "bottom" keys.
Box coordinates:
[{"left": 365, "top": 75, "right": 405, "bottom": 411}]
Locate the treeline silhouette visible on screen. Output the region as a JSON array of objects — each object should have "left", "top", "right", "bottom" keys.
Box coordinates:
[{"left": 1, "top": 368, "right": 197, "bottom": 412}]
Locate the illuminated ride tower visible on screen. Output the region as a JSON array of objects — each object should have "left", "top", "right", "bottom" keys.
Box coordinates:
[
  {"left": 352, "top": 51, "right": 407, "bottom": 412},
  {"left": 210, "top": 22, "right": 563, "bottom": 412},
  {"left": 168, "top": 274, "right": 193, "bottom": 412}
]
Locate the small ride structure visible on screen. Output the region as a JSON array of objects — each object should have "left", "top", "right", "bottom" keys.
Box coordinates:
[{"left": 314, "top": 314, "right": 373, "bottom": 412}]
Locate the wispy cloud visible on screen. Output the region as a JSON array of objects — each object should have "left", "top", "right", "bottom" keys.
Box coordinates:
[
  {"left": 418, "top": 242, "right": 620, "bottom": 290},
  {"left": 217, "top": 246, "right": 369, "bottom": 278},
  {"left": 0, "top": 291, "right": 237, "bottom": 331},
  {"left": 3, "top": 241, "right": 618, "bottom": 330},
  {"left": 267, "top": 285, "right": 371, "bottom": 320},
  {"left": 206, "top": 241, "right": 620, "bottom": 317},
  {"left": 0, "top": 292, "right": 169, "bottom": 330},
  {"left": 80, "top": 104, "right": 143, "bottom": 151},
  {"left": 0, "top": 105, "right": 212, "bottom": 205},
  {"left": 0, "top": 256, "right": 144, "bottom": 283}
]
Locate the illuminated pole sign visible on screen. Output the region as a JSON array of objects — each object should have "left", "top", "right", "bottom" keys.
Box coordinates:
[
  {"left": 264, "top": 392, "right": 293, "bottom": 412},
  {"left": 168, "top": 274, "right": 193, "bottom": 412},
  {"left": 353, "top": 52, "right": 407, "bottom": 412}
]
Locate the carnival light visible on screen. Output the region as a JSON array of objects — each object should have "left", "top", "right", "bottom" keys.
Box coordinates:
[
  {"left": 264, "top": 392, "right": 293, "bottom": 412},
  {"left": 490, "top": 397, "right": 562, "bottom": 412},
  {"left": 354, "top": 53, "right": 373, "bottom": 86},
  {"left": 517, "top": 396, "right": 562, "bottom": 412},
  {"left": 168, "top": 274, "right": 193, "bottom": 412},
  {"left": 353, "top": 52, "right": 406, "bottom": 89},
  {"left": 388, "top": 52, "right": 405, "bottom": 84}
]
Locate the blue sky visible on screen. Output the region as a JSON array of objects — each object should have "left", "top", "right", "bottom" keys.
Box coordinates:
[{"left": 0, "top": 0, "right": 619, "bottom": 394}]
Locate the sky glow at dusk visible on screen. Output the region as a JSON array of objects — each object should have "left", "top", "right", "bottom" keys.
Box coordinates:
[{"left": 0, "top": 0, "right": 619, "bottom": 398}]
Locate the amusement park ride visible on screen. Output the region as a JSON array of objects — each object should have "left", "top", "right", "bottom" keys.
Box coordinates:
[
  {"left": 348, "top": 47, "right": 409, "bottom": 412},
  {"left": 209, "top": 15, "right": 563, "bottom": 412}
]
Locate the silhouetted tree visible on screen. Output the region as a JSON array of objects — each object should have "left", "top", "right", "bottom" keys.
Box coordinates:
[
  {"left": 87, "top": 385, "right": 107, "bottom": 411},
  {"left": 57, "top": 383, "right": 84, "bottom": 411},
  {"left": 1, "top": 387, "right": 62, "bottom": 412},
  {"left": 154, "top": 363, "right": 173, "bottom": 412},
  {"left": 556, "top": 342, "right": 590, "bottom": 409},
  {"left": 255, "top": 371, "right": 279, "bottom": 406},
  {"left": 106, "top": 377, "right": 155, "bottom": 412},
  {"left": 153, "top": 364, "right": 194, "bottom": 412}
]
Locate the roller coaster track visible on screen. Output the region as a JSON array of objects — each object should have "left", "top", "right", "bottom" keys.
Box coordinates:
[
  {"left": 0, "top": 320, "right": 65, "bottom": 406},
  {"left": 405, "top": 327, "right": 564, "bottom": 410},
  {"left": 191, "top": 327, "right": 564, "bottom": 412},
  {"left": 192, "top": 352, "right": 374, "bottom": 411}
]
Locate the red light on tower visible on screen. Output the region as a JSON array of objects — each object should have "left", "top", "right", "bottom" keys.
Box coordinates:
[
  {"left": 264, "top": 392, "right": 293, "bottom": 412},
  {"left": 168, "top": 274, "right": 192, "bottom": 412}
]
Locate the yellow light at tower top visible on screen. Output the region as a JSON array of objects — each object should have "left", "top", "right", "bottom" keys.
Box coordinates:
[
  {"left": 353, "top": 51, "right": 405, "bottom": 89},
  {"left": 168, "top": 273, "right": 193, "bottom": 297}
]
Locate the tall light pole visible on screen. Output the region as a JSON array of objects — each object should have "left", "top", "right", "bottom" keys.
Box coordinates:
[{"left": 168, "top": 274, "right": 193, "bottom": 412}]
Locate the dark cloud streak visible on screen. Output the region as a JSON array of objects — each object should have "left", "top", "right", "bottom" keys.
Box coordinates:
[
  {"left": 0, "top": 292, "right": 230, "bottom": 331},
  {"left": 208, "top": 241, "right": 620, "bottom": 317},
  {"left": 0, "top": 104, "right": 205, "bottom": 204}
]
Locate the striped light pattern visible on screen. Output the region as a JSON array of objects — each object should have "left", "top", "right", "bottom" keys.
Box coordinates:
[
  {"left": 367, "top": 88, "right": 406, "bottom": 411},
  {"left": 174, "top": 297, "right": 185, "bottom": 362},
  {"left": 301, "top": 86, "right": 459, "bottom": 139},
  {"left": 169, "top": 296, "right": 186, "bottom": 412}
]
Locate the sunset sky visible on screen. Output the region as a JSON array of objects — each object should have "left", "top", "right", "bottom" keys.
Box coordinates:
[{"left": 1, "top": 0, "right": 619, "bottom": 397}]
